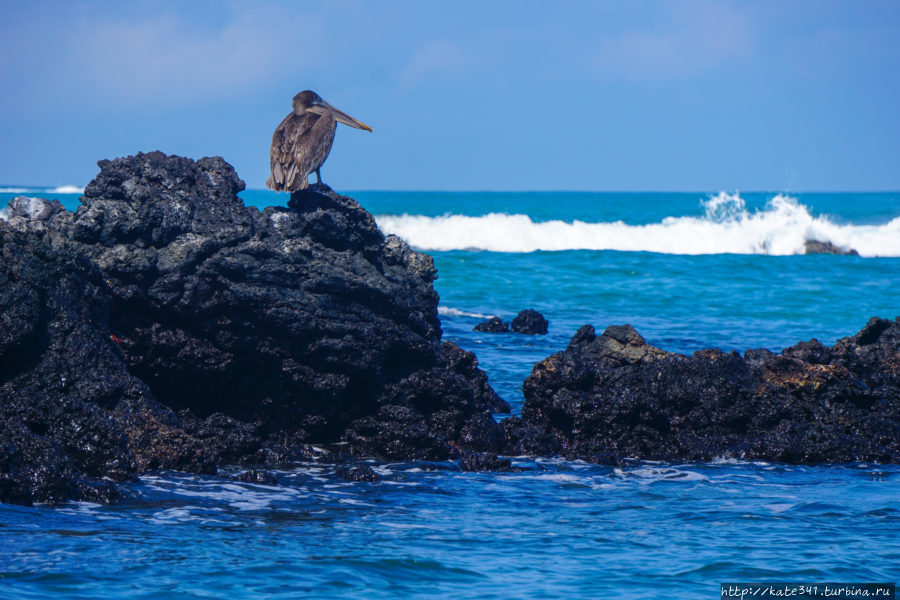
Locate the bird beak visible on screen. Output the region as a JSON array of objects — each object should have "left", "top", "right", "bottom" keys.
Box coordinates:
[{"left": 311, "top": 101, "right": 373, "bottom": 132}]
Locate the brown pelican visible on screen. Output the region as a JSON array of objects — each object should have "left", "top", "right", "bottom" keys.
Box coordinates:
[{"left": 266, "top": 90, "right": 372, "bottom": 192}]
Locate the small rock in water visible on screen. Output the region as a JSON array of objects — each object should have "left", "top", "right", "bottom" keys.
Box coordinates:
[
  {"left": 474, "top": 310, "right": 549, "bottom": 334},
  {"left": 473, "top": 316, "right": 510, "bottom": 333},
  {"left": 510, "top": 309, "right": 549, "bottom": 335},
  {"left": 232, "top": 470, "right": 279, "bottom": 485},
  {"left": 804, "top": 239, "right": 859, "bottom": 256},
  {"left": 337, "top": 464, "right": 380, "bottom": 482},
  {"left": 458, "top": 450, "right": 512, "bottom": 471}
]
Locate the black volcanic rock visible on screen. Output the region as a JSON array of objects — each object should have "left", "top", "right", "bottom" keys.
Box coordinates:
[
  {"left": 0, "top": 221, "right": 143, "bottom": 504},
  {"left": 0, "top": 151, "right": 506, "bottom": 505},
  {"left": 510, "top": 309, "right": 548, "bottom": 335},
  {"left": 474, "top": 309, "right": 548, "bottom": 334},
  {"left": 474, "top": 317, "right": 509, "bottom": 333},
  {"left": 343, "top": 340, "right": 509, "bottom": 459},
  {"left": 503, "top": 319, "right": 900, "bottom": 465}
]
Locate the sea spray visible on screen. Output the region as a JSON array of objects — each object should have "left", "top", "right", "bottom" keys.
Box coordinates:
[{"left": 375, "top": 193, "right": 900, "bottom": 257}]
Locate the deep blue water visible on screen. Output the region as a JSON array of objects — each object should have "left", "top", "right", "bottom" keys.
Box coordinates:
[
  {"left": 1, "top": 188, "right": 898, "bottom": 598},
  {"left": 3, "top": 462, "right": 897, "bottom": 599}
]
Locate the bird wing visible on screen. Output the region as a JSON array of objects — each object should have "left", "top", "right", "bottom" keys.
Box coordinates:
[{"left": 268, "top": 113, "right": 318, "bottom": 191}]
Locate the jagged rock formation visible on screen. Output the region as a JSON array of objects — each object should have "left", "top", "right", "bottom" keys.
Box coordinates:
[
  {"left": 503, "top": 318, "right": 899, "bottom": 464},
  {"left": 0, "top": 151, "right": 507, "bottom": 505}
]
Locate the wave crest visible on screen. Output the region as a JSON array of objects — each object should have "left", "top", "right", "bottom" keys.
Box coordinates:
[{"left": 375, "top": 193, "right": 900, "bottom": 257}]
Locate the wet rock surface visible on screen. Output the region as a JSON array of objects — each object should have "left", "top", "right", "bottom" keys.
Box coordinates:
[
  {"left": 503, "top": 318, "right": 900, "bottom": 465},
  {"left": 0, "top": 151, "right": 506, "bottom": 505}
]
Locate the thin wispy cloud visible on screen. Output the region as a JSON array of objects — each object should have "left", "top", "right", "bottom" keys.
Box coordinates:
[
  {"left": 75, "top": 14, "right": 292, "bottom": 102},
  {"left": 594, "top": 3, "right": 754, "bottom": 80},
  {"left": 399, "top": 41, "right": 470, "bottom": 91},
  {"left": 2, "top": 4, "right": 328, "bottom": 109}
]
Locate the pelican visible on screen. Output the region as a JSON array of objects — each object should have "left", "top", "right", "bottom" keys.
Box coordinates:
[{"left": 266, "top": 90, "right": 372, "bottom": 192}]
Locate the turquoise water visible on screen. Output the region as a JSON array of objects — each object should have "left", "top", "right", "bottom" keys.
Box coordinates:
[
  {"left": 1, "top": 188, "right": 898, "bottom": 597},
  {"left": 352, "top": 190, "right": 900, "bottom": 226}
]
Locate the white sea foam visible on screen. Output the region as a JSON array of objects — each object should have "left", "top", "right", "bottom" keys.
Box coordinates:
[
  {"left": 614, "top": 465, "right": 709, "bottom": 483},
  {"left": 0, "top": 185, "right": 82, "bottom": 194},
  {"left": 437, "top": 306, "right": 493, "bottom": 319},
  {"left": 521, "top": 473, "right": 588, "bottom": 484},
  {"left": 140, "top": 474, "right": 300, "bottom": 512},
  {"left": 375, "top": 193, "right": 900, "bottom": 257},
  {"left": 48, "top": 185, "right": 84, "bottom": 194},
  {"left": 764, "top": 503, "right": 796, "bottom": 514}
]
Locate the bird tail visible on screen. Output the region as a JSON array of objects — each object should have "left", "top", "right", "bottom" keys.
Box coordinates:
[{"left": 266, "top": 175, "right": 281, "bottom": 191}]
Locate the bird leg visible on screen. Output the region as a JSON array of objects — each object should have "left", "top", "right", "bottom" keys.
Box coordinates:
[{"left": 315, "top": 169, "right": 322, "bottom": 185}]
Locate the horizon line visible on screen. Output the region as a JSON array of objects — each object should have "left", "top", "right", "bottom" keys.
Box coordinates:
[
  {"left": 248, "top": 188, "right": 900, "bottom": 195},
  {"left": 3, "top": 185, "right": 900, "bottom": 195}
]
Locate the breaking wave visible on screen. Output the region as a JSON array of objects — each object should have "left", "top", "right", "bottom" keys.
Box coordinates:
[
  {"left": 376, "top": 193, "right": 900, "bottom": 257},
  {"left": 49, "top": 185, "right": 84, "bottom": 194}
]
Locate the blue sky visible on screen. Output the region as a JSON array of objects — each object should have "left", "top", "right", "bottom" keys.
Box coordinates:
[{"left": 1, "top": 0, "right": 898, "bottom": 191}]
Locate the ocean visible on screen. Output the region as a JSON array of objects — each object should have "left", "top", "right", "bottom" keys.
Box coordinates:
[{"left": 1, "top": 188, "right": 898, "bottom": 598}]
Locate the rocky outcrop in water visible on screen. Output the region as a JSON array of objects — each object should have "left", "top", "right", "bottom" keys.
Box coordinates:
[
  {"left": 0, "top": 151, "right": 508, "bottom": 505},
  {"left": 473, "top": 309, "right": 548, "bottom": 335},
  {"left": 503, "top": 318, "right": 899, "bottom": 464},
  {"left": 474, "top": 317, "right": 509, "bottom": 333},
  {"left": 804, "top": 240, "right": 859, "bottom": 256},
  {"left": 510, "top": 309, "right": 548, "bottom": 335}
]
